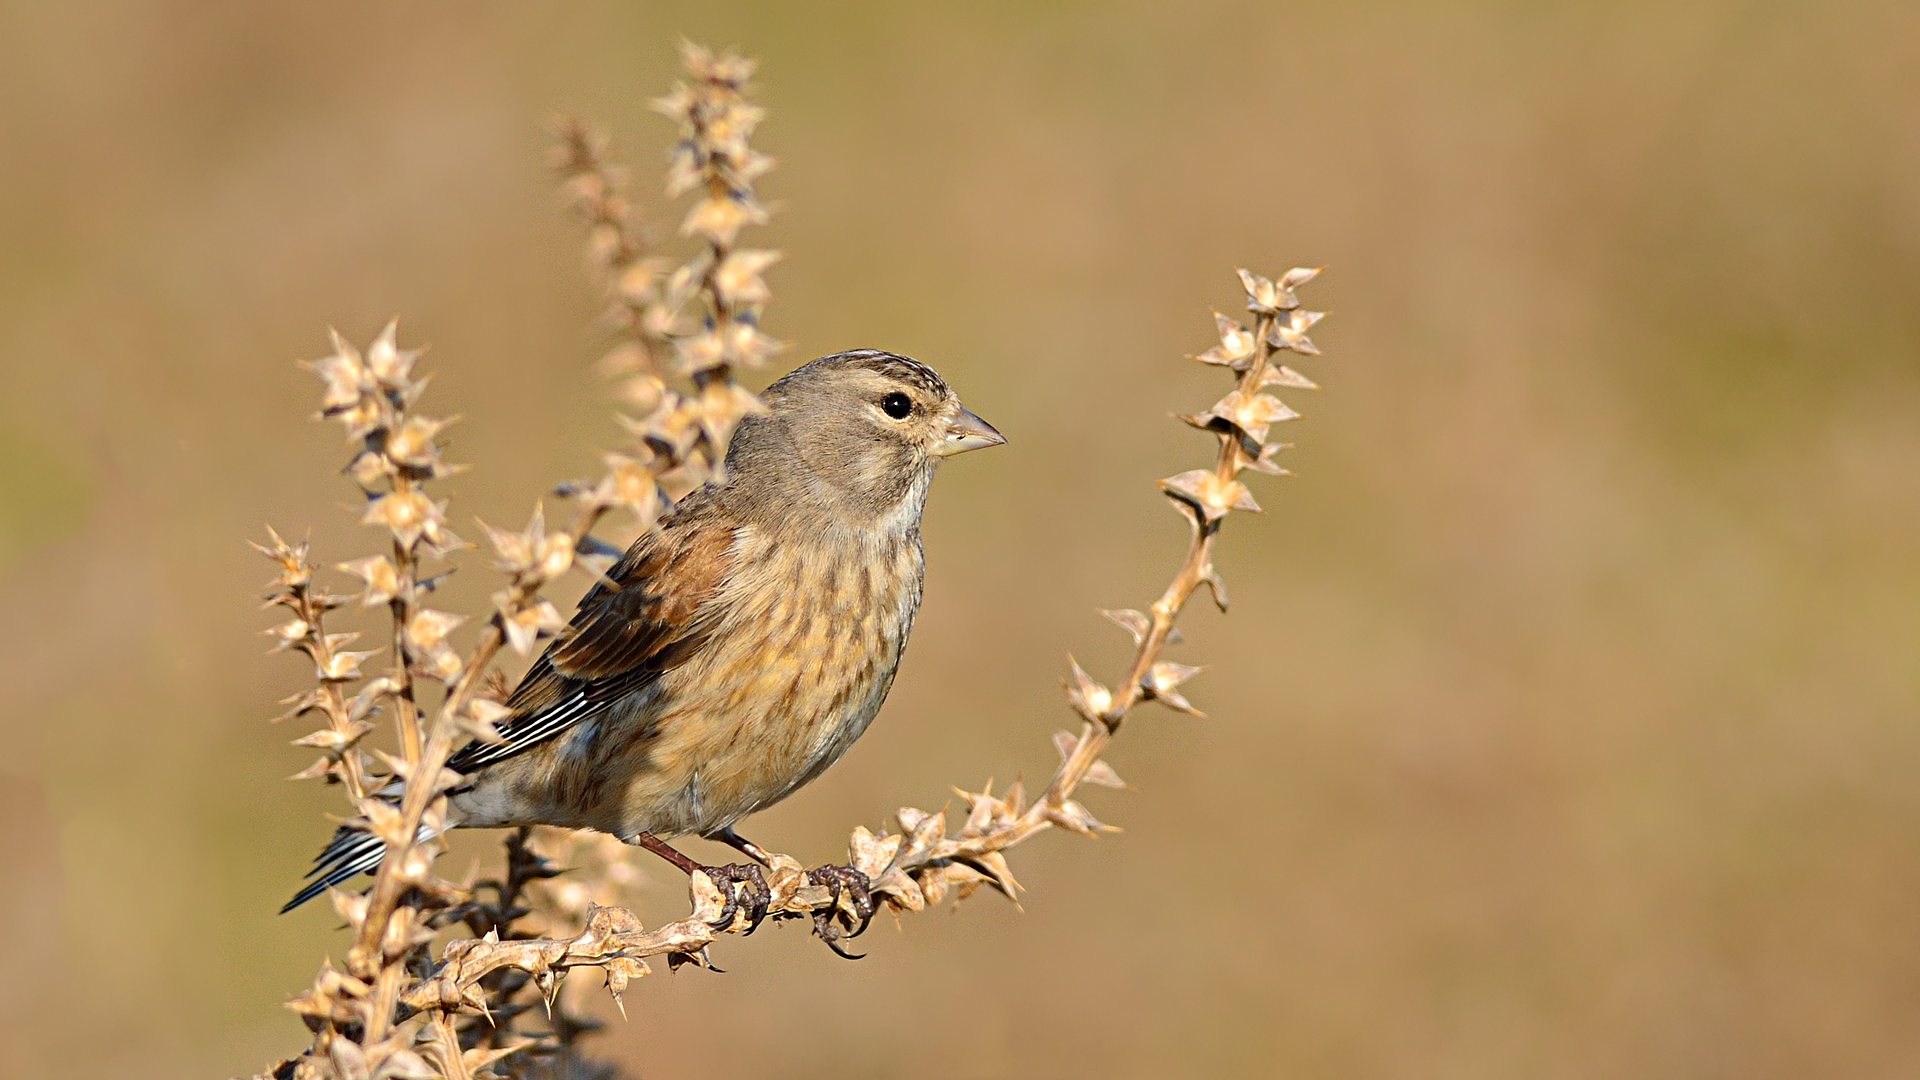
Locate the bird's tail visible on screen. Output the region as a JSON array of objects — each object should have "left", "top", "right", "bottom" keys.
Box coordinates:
[{"left": 280, "top": 810, "right": 443, "bottom": 914}]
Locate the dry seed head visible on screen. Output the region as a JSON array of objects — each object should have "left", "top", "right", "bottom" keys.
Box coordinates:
[
  {"left": 316, "top": 645, "right": 378, "bottom": 683},
  {"left": 345, "top": 449, "right": 393, "bottom": 492},
  {"left": 587, "top": 222, "right": 626, "bottom": 267},
  {"left": 275, "top": 688, "right": 324, "bottom": 722},
  {"left": 662, "top": 143, "right": 703, "bottom": 200},
  {"left": 497, "top": 594, "right": 568, "bottom": 657},
  {"left": 679, "top": 195, "right": 767, "bottom": 247},
  {"left": 361, "top": 489, "right": 436, "bottom": 549},
  {"left": 1181, "top": 388, "right": 1301, "bottom": 451},
  {"left": 619, "top": 395, "right": 703, "bottom": 454},
  {"left": 404, "top": 608, "right": 463, "bottom": 653},
  {"left": 308, "top": 342, "right": 366, "bottom": 410},
  {"left": 847, "top": 826, "right": 902, "bottom": 880},
  {"left": 955, "top": 779, "right": 998, "bottom": 835},
  {"left": 304, "top": 323, "right": 428, "bottom": 441},
  {"left": 1142, "top": 661, "right": 1206, "bottom": 717},
  {"left": 969, "top": 851, "right": 1022, "bottom": 899},
  {"left": 292, "top": 721, "right": 375, "bottom": 755},
  {"left": 285, "top": 757, "right": 335, "bottom": 782},
  {"left": 712, "top": 249, "right": 782, "bottom": 306},
  {"left": 1268, "top": 308, "right": 1327, "bottom": 355},
  {"left": 1066, "top": 657, "right": 1114, "bottom": 721},
  {"left": 677, "top": 39, "right": 757, "bottom": 87},
  {"left": 717, "top": 318, "right": 786, "bottom": 370},
  {"left": 672, "top": 327, "right": 726, "bottom": 375},
  {"left": 661, "top": 259, "right": 704, "bottom": 314},
  {"left": 698, "top": 380, "right": 770, "bottom": 450},
  {"left": 1045, "top": 799, "right": 1114, "bottom": 837},
  {"left": 594, "top": 453, "right": 665, "bottom": 524},
  {"left": 457, "top": 697, "right": 514, "bottom": 745},
  {"left": 337, "top": 556, "right": 401, "bottom": 607},
  {"left": 896, "top": 805, "right": 939, "bottom": 838},
  {"left": 364, "top": 321, "right": 422, "bottom": 390},
  {"left": 1236, "top": 266, "right": 1320, "bottom": 314},
  {"left": 253, "top": 526, "right": 314, "bottom": 589},
  {"left": 385, "top": 414, "right": 458, "bottom": 474},
  {"left": 264, "top": 617, "right": 312, "bottom": 653},
  {"left": 873, "top": 867, "right": 925, "bottom": 913},
  {"left": 614, "top": 260, "right": 666, "bottom": 308},
  {"left": 406, "top": 608, "right": 465, "bottom": 684},
  {"left": 1196, "top": 312, "right": 1259, "bottom": 369},
  {"left": 1051, "top": 728, "right": 1083, "bottom": 763},
  {"left": 1159, "top": 468, "right": 1261, "bottom": 523},
  {"left": 478, "top": 503, "right": 573, "bottom": 581}
]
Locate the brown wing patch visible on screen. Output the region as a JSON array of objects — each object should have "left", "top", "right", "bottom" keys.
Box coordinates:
[
  {"left": 546, "top": 500, "right": 737, "bottom": 680},
  {"left": 447, "top": 498, "right": 739, "bottom": 777}
]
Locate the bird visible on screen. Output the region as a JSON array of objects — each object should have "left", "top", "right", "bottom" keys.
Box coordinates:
[{"left": 285, "top": 350, "right": 1004, "bottom": 943}]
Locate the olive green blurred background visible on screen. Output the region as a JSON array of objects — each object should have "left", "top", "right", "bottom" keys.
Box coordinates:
[{"left": 4, "top": 2, "right": 1919, "bottom": 1077}]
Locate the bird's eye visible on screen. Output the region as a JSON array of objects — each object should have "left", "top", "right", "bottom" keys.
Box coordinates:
[{"left": 880, "top": 392, "right": 913, "bottom": 420}]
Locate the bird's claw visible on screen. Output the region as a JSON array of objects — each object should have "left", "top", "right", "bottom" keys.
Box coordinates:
[
  {"left": 806, "top": 863, "right": 876, "bottom": 959},
  {"left": 701, "top": 862, "right": 772, "bottom": 934}
]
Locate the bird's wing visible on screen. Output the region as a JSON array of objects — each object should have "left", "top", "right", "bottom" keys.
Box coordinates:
[{"left": 447, "top": 497, "right": 738, "bottom": 774}]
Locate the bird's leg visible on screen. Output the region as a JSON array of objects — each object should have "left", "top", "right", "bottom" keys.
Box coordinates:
[
  {"left": 631, "top": 832, "right": 771, "bottom": 934},
  {"left": 805, "top": 863, "right": 877, "bottom": 959},
  {"left": 631, "top": 832, "right": 700, "bottom": 873},
  {"left": 709, "top": 826, "right": 774, "bottom": 867}
]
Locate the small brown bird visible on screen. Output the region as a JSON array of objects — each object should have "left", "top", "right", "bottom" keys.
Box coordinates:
[{"left": 287, "top": 351, "right": 1003, "bottom": 934}]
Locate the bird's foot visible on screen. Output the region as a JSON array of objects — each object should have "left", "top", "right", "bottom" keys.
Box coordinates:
[
  {"left": 699, "top": 862, "right": 772, "bottom": 935},
  {"left": 631, "top": 833, "right": 773, "bottom": 935},
  {"left": 805, "top": 863, "right": 876, "bottom": 959}
]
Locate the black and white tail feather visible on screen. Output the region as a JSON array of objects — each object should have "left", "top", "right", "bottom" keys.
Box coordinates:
[
  {"left": 282, "top": 823, "right": 406, "bottom": 914},
  {"left": 280, "top": 776, "right": 443, "bottom": 914},
  {"left": 278, "top": 689, "right": 599, "bottom": 913}
]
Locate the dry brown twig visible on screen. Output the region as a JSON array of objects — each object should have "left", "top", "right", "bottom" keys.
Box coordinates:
[{"left": 254, "top": 41, "right": 1328, "bottom": 1080}]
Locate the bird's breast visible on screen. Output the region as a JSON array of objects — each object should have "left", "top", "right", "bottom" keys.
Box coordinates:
[{"left": 619, "top": 523, "right": 924, "bottom": 835}]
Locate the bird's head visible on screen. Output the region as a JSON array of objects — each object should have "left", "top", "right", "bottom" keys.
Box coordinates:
[{"left": 730, "top": 350, "right": 1004, "bottom": 527}]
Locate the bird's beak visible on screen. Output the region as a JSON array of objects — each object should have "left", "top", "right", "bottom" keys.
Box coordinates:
[{"left": 932, "top": 405, "right": 1006, "bottom": 457}]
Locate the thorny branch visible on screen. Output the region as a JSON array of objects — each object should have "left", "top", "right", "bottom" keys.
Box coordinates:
[
  {"left": 391, "top": 263, "right": 1330, "bottom": 1017},
  {"left": 255, "top": 41, "right": 1329, "bottom": 1080}
]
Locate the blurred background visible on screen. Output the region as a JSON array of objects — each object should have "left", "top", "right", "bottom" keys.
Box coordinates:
[{"left": 3, "top": 1, "right": 1918, "bottom": 1077}]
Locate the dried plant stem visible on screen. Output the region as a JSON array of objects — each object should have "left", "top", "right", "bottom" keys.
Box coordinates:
[
  {"left": 353, "top": 498, "right": 610, "bottom": 1038},
  {"left": 257, "top": 41, "right": 1328, "bottom": 1080},
  {"left": 387, "top": 532, "right": 424, "bottom": 765},
  {"left": 392, "top": 277, "right": 1329, "bottom": 1007},
  {"left": 1109, "top": 317, "right": 1276, "bottom": 726},
  {"left": 314, "top": 676, "right": 374, "bottom": 806},
  {"left": 262, "top": 46, "right": 795, "bottom": 1079},
  {"left": 554, "top": 121, "right": 668, "bottom": 379},
  {"left": 261, "top": 534, "right": 374, "bottom": 805}
]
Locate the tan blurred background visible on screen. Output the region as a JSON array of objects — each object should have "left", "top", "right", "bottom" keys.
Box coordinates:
[{"left": 3, "top": 1, "right": 1918, "bottom": 1077}]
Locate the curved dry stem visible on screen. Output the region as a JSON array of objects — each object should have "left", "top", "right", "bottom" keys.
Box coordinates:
[
  {"left": 387, "top": 265, "right": 1330, "bottom": 1025},
  {"left": 256, "top": 41, "right": 1329, "bottom": 1080}
]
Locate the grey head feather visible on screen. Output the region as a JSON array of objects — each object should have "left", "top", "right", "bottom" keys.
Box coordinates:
[{"left": 723, "top": 350, "right": 961, "bottom": 528}]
